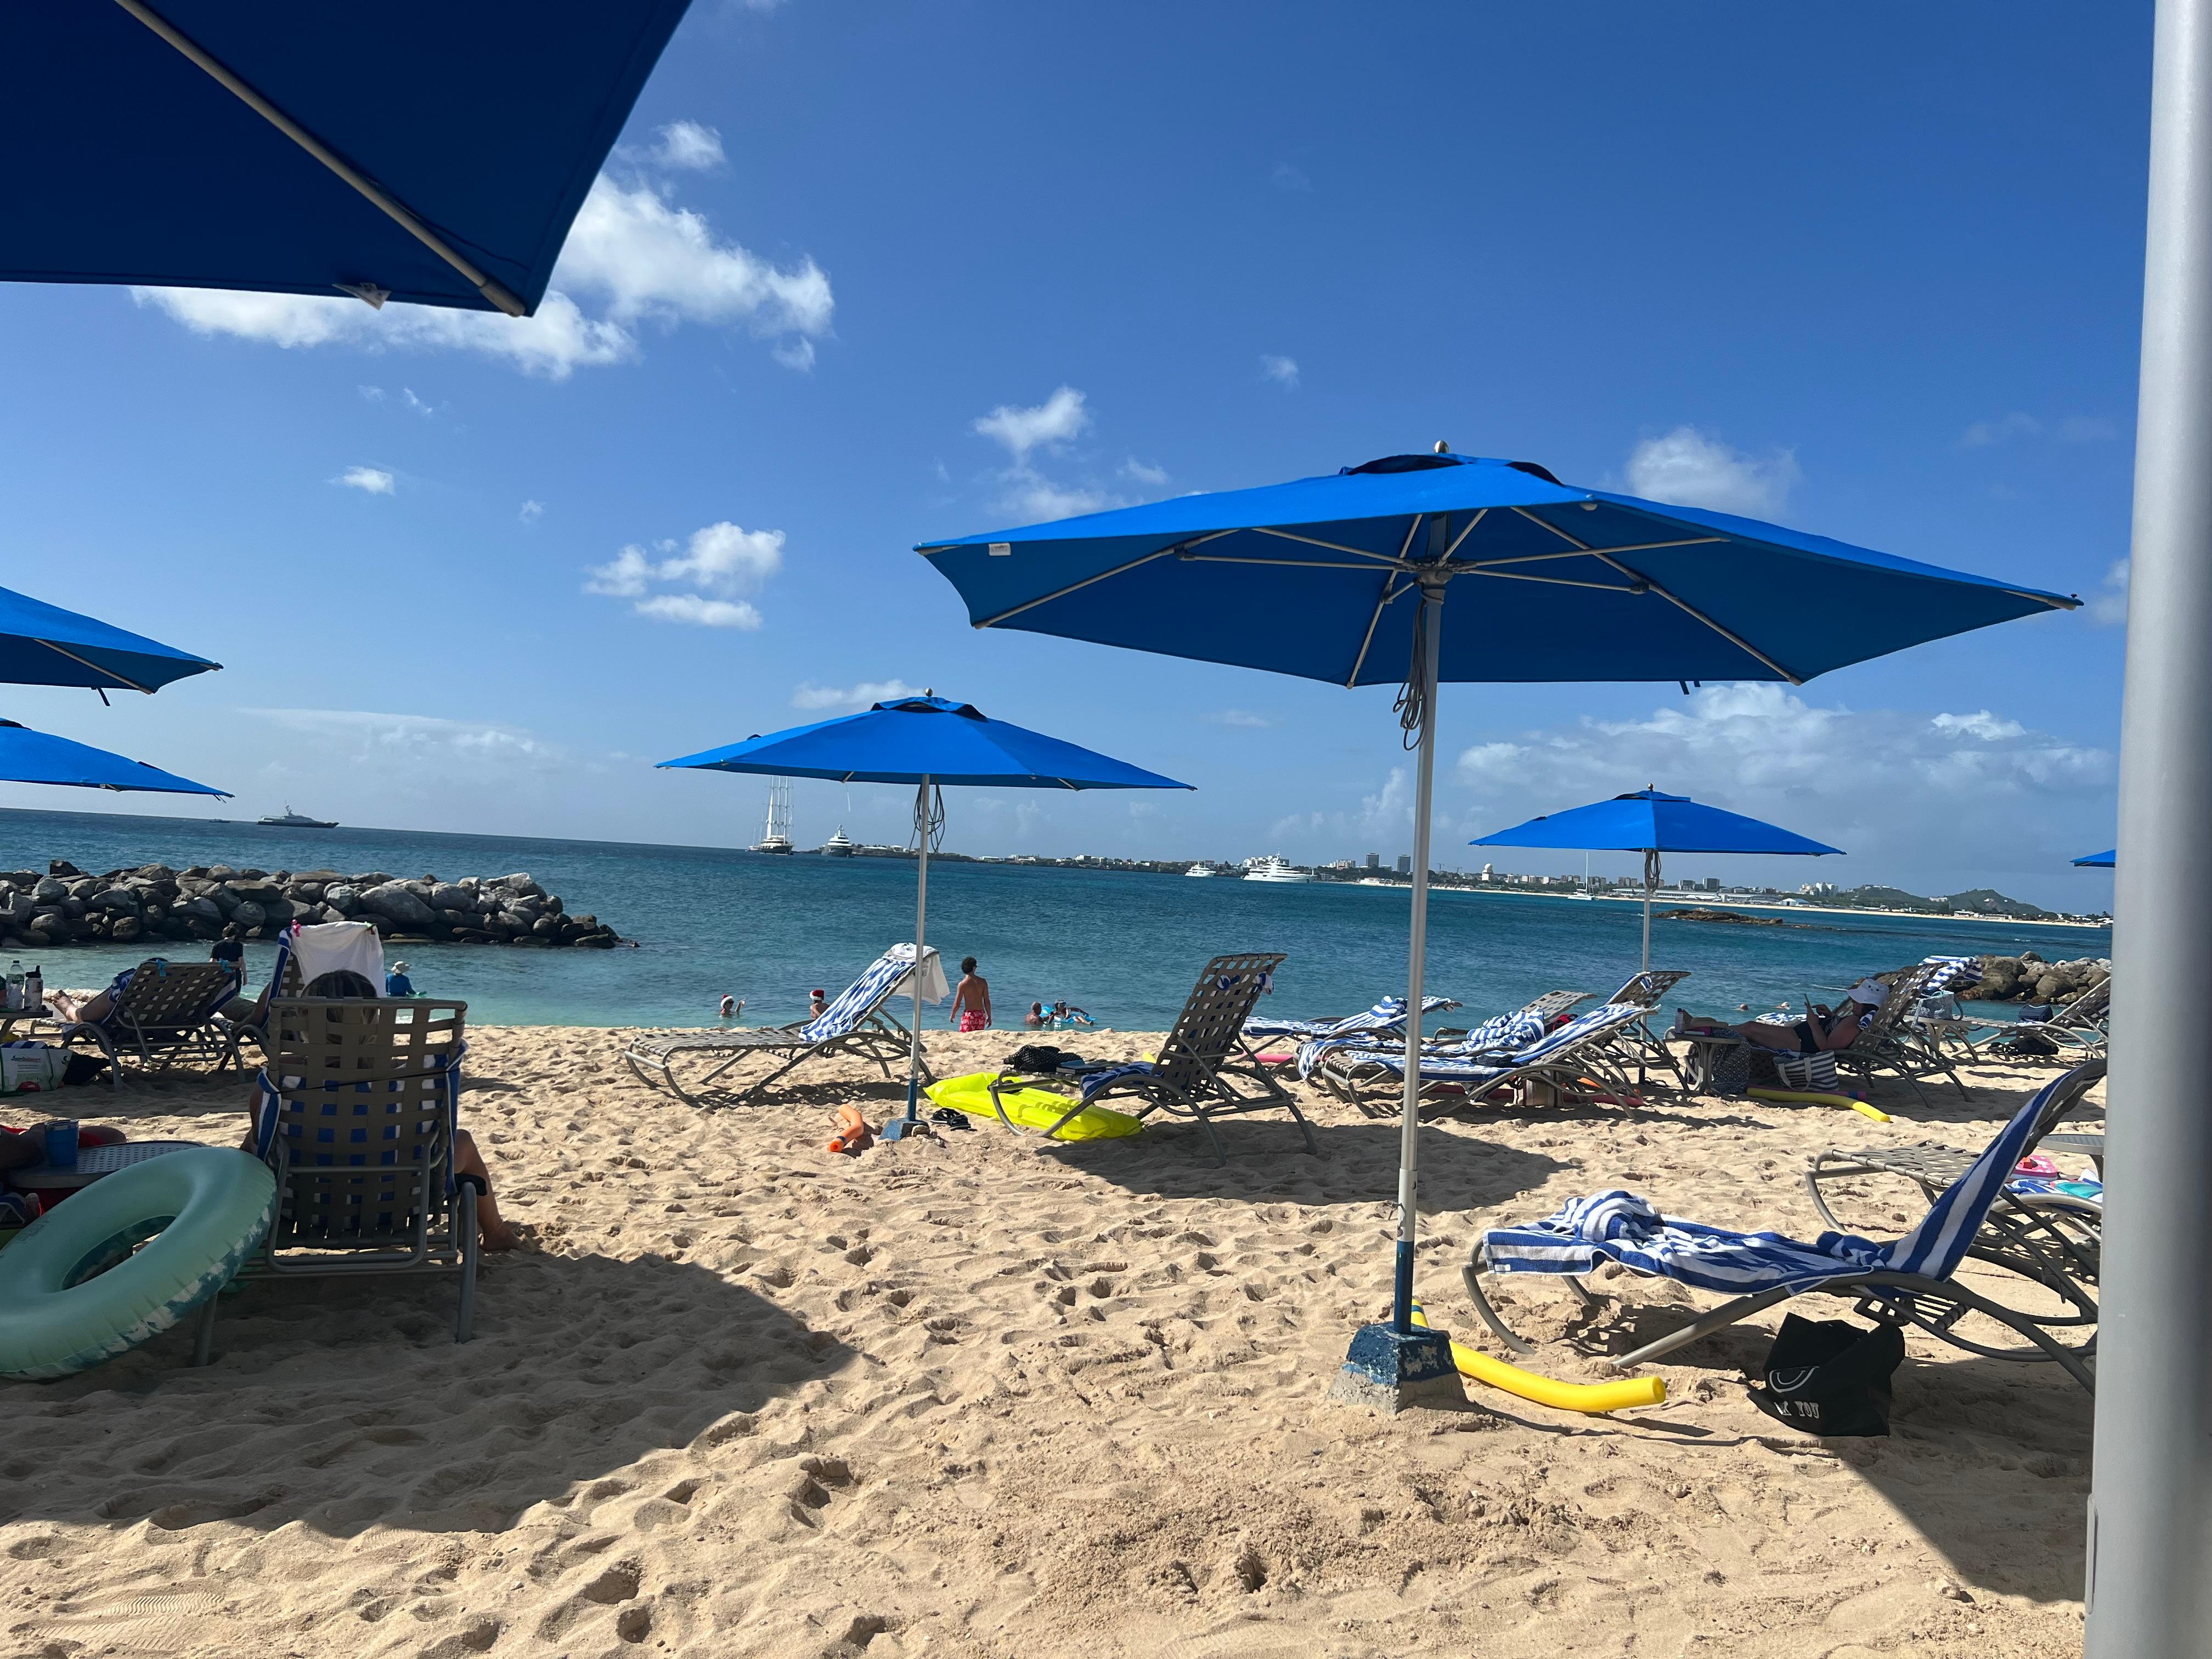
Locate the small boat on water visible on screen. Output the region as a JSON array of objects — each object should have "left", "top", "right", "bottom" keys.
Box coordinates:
[
  {"left": 1243, "top": 855, "right": 1313, "bottom": 884},
  {"left": 258, "top": 804, "right": 337, "bottom": 828},
  {"left": 754, "top": 778, "right": 795, "bottom": 854},
  {"left": 822, "top": 826, "right": 855, "bottom": 856},
  {"left": 1184, "top": 863, "right": 1215, "bottom": 877}
]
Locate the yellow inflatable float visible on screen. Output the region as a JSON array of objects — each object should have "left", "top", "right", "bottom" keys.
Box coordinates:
[
  {"left": 1408, "top": 1304, "right": 1665, "bottom": 1414},
  {"left": 1747, "top": 1087, "right": 1890, "bottom": 1123},
  {"left": 926, "top": 1071, "right": 1143, "bottom": 1141}
]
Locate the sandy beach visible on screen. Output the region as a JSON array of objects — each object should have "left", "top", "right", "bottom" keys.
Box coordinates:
[{"left": 1, "top": 1029, "right": 2096, "bottom": 1658}]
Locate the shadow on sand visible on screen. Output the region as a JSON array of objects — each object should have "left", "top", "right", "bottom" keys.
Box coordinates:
[{"left": 0, "top": 1249, "right": 853, "bottom": 1538}]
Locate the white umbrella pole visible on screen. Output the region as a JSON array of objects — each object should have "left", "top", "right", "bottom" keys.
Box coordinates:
[
  {"left": 2087, "top": 0, "right": 2212, "bottom": 1644},
  {"left": 906, "top": 776, "right": 932, "bottom": 1125},
  {"left": 1390, "top": 594, "right": 1443, "bottom": 1335}
]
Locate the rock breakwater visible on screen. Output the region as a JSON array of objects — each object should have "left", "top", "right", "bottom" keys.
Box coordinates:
[
  {"left": 0, "top": 862, "right": 622, "bottom": 950},
  {"left": 1962, "top": 953, "right": 2108, "bottom": 1005}
]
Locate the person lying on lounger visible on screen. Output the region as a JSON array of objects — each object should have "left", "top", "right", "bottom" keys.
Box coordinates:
[
  {"left": 1673, "top": 978, "right": 1888, "bottom": 1054},
  {"left": 236, "top": 968, "right": 521, "bottom": 1251}
]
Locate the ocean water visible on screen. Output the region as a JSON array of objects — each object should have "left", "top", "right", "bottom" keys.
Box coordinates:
[{"left": 0, "top": 806, "right": 2109, "bottom": 1031}]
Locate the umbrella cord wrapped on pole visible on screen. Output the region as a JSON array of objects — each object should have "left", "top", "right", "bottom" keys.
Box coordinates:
[
  {"left": 1394, "top": 594, "right": 1432, "bottom": 751},
  {"left": 910, "top": 783, "right": 945, "bottom": 851}
]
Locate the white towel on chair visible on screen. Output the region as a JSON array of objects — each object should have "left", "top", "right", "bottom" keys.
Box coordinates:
[{"left": 289, "top": 921, "right": 386, "bottom": 992}]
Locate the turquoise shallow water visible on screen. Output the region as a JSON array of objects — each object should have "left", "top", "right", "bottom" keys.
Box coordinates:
[{"left": 0, "top": 806, "right": 2108, "bottom": 1030}]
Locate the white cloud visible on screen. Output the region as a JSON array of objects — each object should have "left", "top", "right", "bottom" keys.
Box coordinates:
[
  {"left": 357, "top": 385, "right": 384, "bottom": 402},
  {"left": 1625, "top": 427, "right": 1801, "bottom": 518},
  {"left": 131, "top": 174, "right": 830, "bottom": 379},
  {"left": 519, "top": 499, "right": 544, "bottom": 523},
  {"left": 1121, "top": 457, "right": 1171, "bottom": 488},
  {"left": 974, "top": 386, "right": 1088, "bottom": 461},
  {"left": 1931, "top": 710, "right": 2027, "bottom": 741},
  {"left": 1203, "top": 709, "right": 1274, "bottom": 729},
  {"left": 1260, "top": 354, "right": 1300, "bottom": 388},
  {"left": 652, "top": 120, "right": 726, "bottom": 171},
  {"left": 1963, "top": 411, "right": 2043, "bottom": 448},
  {"left": 335, "top": 466, "right": 394, "bottom": 495},
  {"left": 585, "top": 521, "right": 784, "bottom": 629},
  {"left": 2091, "top": 558, "right": 2129, "bottom": 626},
  {"left": 632, "top": 594, "right": 762, "bottom": 629},
  {"left": 1272, "top": 162, "right": 1312, "bottom": 193},
  {"left": 1449, "top": 683, "right": 2113, "bottom": 877},
  {"left": 791, "top": 679, "right": 924, "bottom": 710},
  {"left": 998, "top": 469, "right": 1104, "bottom": 522},
  {"left": 244, "top": 708, "right": 560, "bottom": 764}
]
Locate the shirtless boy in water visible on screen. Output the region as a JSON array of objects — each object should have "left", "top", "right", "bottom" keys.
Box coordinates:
[{"left": 950, "top": 957, "right": 992, "bottom": 1031}]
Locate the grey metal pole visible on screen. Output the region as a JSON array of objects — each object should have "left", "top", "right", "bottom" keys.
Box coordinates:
[
  {"left": 1389, "top": 587, "right": 1443, "bottom": 1336},
  {"left": 2086, "top": 1, "right": 2212, "bottom": 1646},
  {"left": 1641, "top": 849, "right": 1658, "bottom": 974}
]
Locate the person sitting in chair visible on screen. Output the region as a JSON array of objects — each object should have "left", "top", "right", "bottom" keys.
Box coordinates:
[
  {"left": 1673, "top": 979, "right": 1888, "bottom": 1054},
  {"left": 239, "top": 969, "right": 521, "bottom": 1251}
]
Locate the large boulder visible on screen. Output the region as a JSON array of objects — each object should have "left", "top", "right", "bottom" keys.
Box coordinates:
[
  {"left": 359, "top": 882, "right": 439, "bottom": 930},
  {"left": 498, "top": 872, "right": 544, "bottom": 900},
  {"left": 230, "top": 900, "right": 267, "bottom": 929},
  {"left": 31, "top": 876, "right": 66, "bottom": 904},
  {"left": 429, "top": 883, "right": 472, "bottom": 912},
  {"left": 90, "top": 885, "right": 140, "bottom": 913},
  {"left": 322, "top": 884, "right": 360, "bottom": 916},
  {"left": 109, "top": 915, "right": 143, "bottom": 943},
  {"left": 173, "top": 895, "right": 224, "bottom": 927},
  {"left": 0, "top": 891, "right": 32, "bottom": 928},
  {"left": 531, "top": 915, "right": 564, "bottom": 940}
]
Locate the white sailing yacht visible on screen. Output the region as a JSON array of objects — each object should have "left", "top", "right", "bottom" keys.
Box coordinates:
[{"left": 753, "top": 778, "right": 794, "bottom": 853}]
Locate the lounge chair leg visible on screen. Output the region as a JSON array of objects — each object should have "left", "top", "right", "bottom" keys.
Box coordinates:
[
  {"left": 191, "top": 1294, "right": 218, "bottom": 1367},
  {"left": 1607, "top": 1285, "right": 1796, "bottom": 1372},
  {"left": 455, "top": 1176, "right": 483, "bottom": 1343},
  {"left": 1460, "top": 1250, "right": 1536, "bottom": 1356}
]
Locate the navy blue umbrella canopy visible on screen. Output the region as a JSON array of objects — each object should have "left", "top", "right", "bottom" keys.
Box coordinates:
[
  {"left": 1473, "top": 789, "right": 1843, "bottom": 857},
  {"left": 659, "top": 695, "right": 1191, "bottom": 790},
  {"left": 0, "top": 584, "right": 219, "bottom": 694},
  {"left": 0, "top": 720, "right": 224, "bottom": 797},
  {"left": 2074, "top": 849, "right": 2117, "bottom": 868},
  {"left": 918, "top": 452, "right": 2078, "bottom": 687},
  {"left": 661, "top": 695, "right": 1187, "bottom": 1129},
  {"left": 0, "top": 1, "right": 692, "bottom": 315}
]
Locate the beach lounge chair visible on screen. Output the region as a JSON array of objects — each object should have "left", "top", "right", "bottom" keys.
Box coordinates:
[
  {"left": 1805, "top": 1058, "right": 2104, "bottom": 1348},
  {"left": 1462, "top": 1064, "right": 2100, "bottom": 1392},
  {"left": 218, "top": 919, "right": 387, "bottom": 1066},
  {"left": 1243, "top": 993, "right": 1461, "bottom": 1043},
  {"left": 1593, "top": 969, "right": 1692, "bottom": 1085},
  {"left": 50, "top": 957, "right": 245, "bottom": 1085},
  {"left": 622, "top": 944, "right": 939, "bottom": 1107},
  {"left": 1305, "top": 1001, "right": 1652, "bottom": 1113},
  {"left": 1045, "top": 952, "right": 1312, "bottom": 1164},
  {"left": 193, "top": 991, "right": 475, "bottom": 1361},
  {"left": 1835, "top": 962, "right": 1974, "bottom": 1103},
  {"left": 1979, "top": 974, "right": 2111, "bottom": 1060}
]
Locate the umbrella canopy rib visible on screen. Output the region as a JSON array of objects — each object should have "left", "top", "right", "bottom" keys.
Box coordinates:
[{"left": 113, "top": 0, "right": 524, "bottom": 314}]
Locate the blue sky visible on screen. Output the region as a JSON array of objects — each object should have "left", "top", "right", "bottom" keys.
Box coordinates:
[{"left": 0, "top": 3, "right": 2146, "bottom": 907}]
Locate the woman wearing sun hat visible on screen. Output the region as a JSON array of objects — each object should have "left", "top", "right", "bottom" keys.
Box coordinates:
[{"left": 1672, "top": 978, "right": 1888, "bottom": 1055}]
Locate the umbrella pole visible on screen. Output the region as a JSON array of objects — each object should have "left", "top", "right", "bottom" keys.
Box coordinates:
[
  {"left": 1641, "top": 849, "right": 1657, "bottom": 974},
  {"left": 1331, "top": 582, "right": 1458, "bottom": 1413},
  {"left": 907, "top": 777, "right": 931, "bottom": 1126}
]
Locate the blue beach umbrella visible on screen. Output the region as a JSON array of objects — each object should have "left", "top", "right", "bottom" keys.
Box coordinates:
[
  {"left": 0, "top": 584, "right": 218, "bottom": 695},
  {"left": 918, "top": 444, "right": 2079, "bottom": 1398},
  {"left": 2, "top": 2, "right": 691, "bottom": 316},
  {"left": 0, "top": 720, "right": 225, "bottom": 797},
  {"left": 2074, "top": 849, "right": 2117, "bottom": 868},
  {"left": 659, "top": 693, "right": 1189, "bottom": 1130},
  {"left": 1472, "top": 788, "right": 1842, "bottom": 970}
]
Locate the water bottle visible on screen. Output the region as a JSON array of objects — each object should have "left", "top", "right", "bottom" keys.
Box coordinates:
[
  {"left": 5, "top": 960, "right": 20, "bottom": 1013},
  {"left": 24, "top": 965, "right": 41, "bottom": 1015}
]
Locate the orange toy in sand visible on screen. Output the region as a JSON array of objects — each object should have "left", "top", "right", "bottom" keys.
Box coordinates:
[{"left": 828, "top": 1106, "right": 874, "bottom": 1155}]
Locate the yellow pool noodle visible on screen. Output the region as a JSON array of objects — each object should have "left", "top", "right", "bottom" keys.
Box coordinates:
[
  {"left": 1408, "top": 1304, "right": 1665, "bottom": 1414},
  {"left": 1747, "top": 1087, "right": 1891, "bottom": 1123}
]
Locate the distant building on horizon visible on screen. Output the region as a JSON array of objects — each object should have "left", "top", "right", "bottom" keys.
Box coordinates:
[
  {"left": 1365, "top": 852, "right": 1380, "bottom": 869},
  {"left": 1396, "top": 854, "right": 1412, "bottom": 876}
]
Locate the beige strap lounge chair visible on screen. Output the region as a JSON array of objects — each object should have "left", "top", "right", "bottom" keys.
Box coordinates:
[
  {"left": 191, "top": 993, "right": 475, "bottom": 1363},
  {"left": 50, "top": 957, "right": 245, "bottom": 1084},
  {"left": 1018, "top": 952, "right": 1311, "bottom": 1164}
]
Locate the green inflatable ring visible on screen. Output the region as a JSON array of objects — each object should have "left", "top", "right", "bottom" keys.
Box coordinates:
[{"left": 0, "top": 1147, "right": 275, "bottom": 1380}]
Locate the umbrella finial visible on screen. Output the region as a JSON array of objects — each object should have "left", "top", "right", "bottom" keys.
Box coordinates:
[{"left": 1432, "top": 440, "right": 1449, "bottom": 455}]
